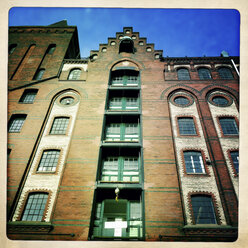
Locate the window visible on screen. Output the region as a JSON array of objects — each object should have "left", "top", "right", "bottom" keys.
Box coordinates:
[
  {"left": 68, "top": 68, "right": 81, "bottom": 80},
  {"left": 9, "top": 44, "right": 17, "bottom": 54},
  {"left": 46, "top": 44, "right": 56, "bottom": 54},
  {"left": 218, "top": 67, "right": 233, "bottom": 79},
  {"left": 174, "top": 96, "right": 190, "bottom": 106},
  {"left": 198, "top": 68, "right": 211, "bottom": 79},
  {"left": 105, "top": 123, "right": 139, "bottom": 142},
  {"left": 191, "top": 195, "right": 217, "bottom": 224},
  {"left": 177, "top": 68, "right": 190, "bottom": 80},
  {"left": 8, "top": 114, "right": 27, "bottom": 133},
  {"left": 219, "top": 117, "right": 238, "bottom": 135},
  {"left": 21, "top": 193, "right": 48, "bottom": 221},
  {"left": 37, "top": 150, "right": 60, "bottom": 172},
  {"left": 212, "top": 96, "right": 229, "bottom": 106},
  {"left": 178, "top": 117, "right": 197, "bottom": 135},
  {"left": 230, "top": 151, "right": 239, "bottom": 174},
  {"left": 33, "top": 68, "right": 45, "bottom": 80},
  {"left": 119, "top": 37, "right": 134, "bottom": 53},
  {"left": 111, "top": 70, "right": 139, "bottom": 87},
  {"left": 50, "top": 117, "right": 69, "bottom": 134},
  {"left": 101, "top": 156, "right": 139, "bottom": 182},
  {"left": 60, "top": 96, "right": 74, "bottom": 105},
  {"left": 19, "top": 89, "right": 38, "bottom": 103},
  {"left": 109, "top": 97, "right": 139, "bottom": 111},
  {"left": 183, "top": 151, "right": 205, "bottom": 174},
  {"left": 92, "top": 199, "right": 142, "bottom": 239}
]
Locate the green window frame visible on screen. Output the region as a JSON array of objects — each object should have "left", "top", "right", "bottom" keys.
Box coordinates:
[
  {"left": 92, "top": 199, "right": 143, "bottom": 239},
  {"left": 101, "top": 156, "right": 140, "bottom": 182},
  {"left": 109, "top": 97, "right": 139, "bottom": 111},
  {"left": 105, "top": 123, "right": 139, "bottom": 142},
  {"left": 111, "top": 70, "right": 139, "bottom": 87}
]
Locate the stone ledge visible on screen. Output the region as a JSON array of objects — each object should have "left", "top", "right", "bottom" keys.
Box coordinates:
[{"left": 7, "top": 221, "right": 53, "bottom": 234}]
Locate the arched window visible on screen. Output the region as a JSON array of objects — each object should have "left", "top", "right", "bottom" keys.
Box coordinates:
[
  {"left": 68, "top": 68, "right": 81, "bottom": 80},
  {"left": 46, "top": 44, "right": 56, "bottom": 55},
  {"left": 198, "top": 68, "right": 211, "bottom": 79},
  {"left": 191, "top": 195, "right": 217, "bottom": 224},
  {"left": 9, "top": 44, "right": 17, "bottom": 55},
  {"left": 177, "top": 68, "right": 190, "bottom": 80},
  {"left": 119, "top": 37, "right": 134, "bottom": 53},
  {"left": 33, "top": 68, "right": 45, "bottom": 80},
  {"left": 218, "top": 67, "right": 233, "bottom": 79},
  {"left": 21, "top": 192, "right": 48, "bottom": 221}
]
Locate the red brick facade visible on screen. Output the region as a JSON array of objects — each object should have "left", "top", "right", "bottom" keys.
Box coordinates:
[{"left": 7, "top": 22, "right": 239, "bottom": 241}]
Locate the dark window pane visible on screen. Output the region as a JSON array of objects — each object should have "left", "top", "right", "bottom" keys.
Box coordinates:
[
  {"left": 174, "top": 96, "right": 190, "bottom": 106},
  {"left": 191, "top": 195, "right": 216, "bottom": 224},
  {"left": 177, "top": 68, "right": 190, "bottom": 80},
  {"left": 230, "top": 151, "right": 239, "bottom": 174},
  {"left": 219, "top": 118, "right": 238, "bottom": 135},
  {"left": 218, "top": 67, "right": 233, "bottom": 79},
  {"left": 178, "top": 118, "right": 196, "bottom": 135},
  {"left": 212, "top": 96, "right": 228, "bottom": 106},
  {"left": 198, "top": 68, "right": 211, "bottom": 79}
]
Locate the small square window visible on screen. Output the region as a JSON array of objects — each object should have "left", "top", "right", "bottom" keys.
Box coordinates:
[
  {"left": 178, "top": 117, "right": 197, "bottom": 135},
  {"left": 37, "top": 150, "right": 60, "bottom": 172},
  {"left": 19, "top": 89, "right": 38, "bottom": 103},
  {"left": 8, "top": 114, "right": 27, "bottom": 133},
  {"left": 183, "top": 151, "right": 205, "bottom": 174},
  {"left": 50, "top": 117, "right": 69, "bottom": 135},
  {"left": 219, "top": 118, "right": 238, "bottom": 135}
]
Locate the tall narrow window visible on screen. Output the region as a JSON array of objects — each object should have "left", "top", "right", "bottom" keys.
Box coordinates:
[
  {"left": 33, "top": 68, "right": 45, "bottom": 80},
  {"left": 191, "top": 195, "right": 217, "bottom": 224},
  {"left": 219, "top": 117, "right": 238, "bottom": 135},
  {"left": 178, "top": 117, "right": 197, "bottom": 135},
  {"left": 183, "top": 151, "right": 205, "bottom": 174},
  {"left": 230, "top": 151, "right": 239, "bottom": 174},
  {"left": 218, "top": 67, "right": 233, "bottom": 79},
  {"left": 198, "top": 68, "right": 211, "bottom": 79},
  {"left": 50, "top": 117, "right": 69, "bottom": 135},
  {"left": 9, "top": 44, "right": 17, "bottom": 55},
  {"left": 21, "top": 193, "right": 48, "bottom": 221},
  {"left": 37, "top": 150, "right": 60, "bottom": 172},
  {"left": 19, "top": 89, "right": 38, "bottom": 103},
  {"left": 11, "top": 44, "right": 36, "bottom": 80},
  {"left": 68, "top": 68, "right": 81, "bottom": 80},
  {"left": 177, "top": 68, "right": 190, "bottom": 80},
  {"left": 8, "top": 114, "right": 27, "bottom": 133}
]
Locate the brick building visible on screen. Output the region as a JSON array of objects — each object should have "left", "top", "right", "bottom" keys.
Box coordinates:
[{"left": 7, "top": 21, "right": 239, "bottom": 241}]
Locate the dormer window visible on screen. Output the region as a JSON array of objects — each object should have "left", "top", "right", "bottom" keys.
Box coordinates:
[{"left": 119, "top": 37, "right": 134, "bottom": 53}]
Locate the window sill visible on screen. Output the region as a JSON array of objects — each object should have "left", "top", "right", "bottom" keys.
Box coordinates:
[
  {"left": 183, "top": 224, "right": 238, "bottom": 236},
  {"left": 7, "top": 221, "right": 53, "bottom": 234}
]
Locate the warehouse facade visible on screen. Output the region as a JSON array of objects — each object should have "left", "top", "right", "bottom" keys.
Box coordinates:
[{"left": 7, "top": 21, "right": 239, "bottom": 241}]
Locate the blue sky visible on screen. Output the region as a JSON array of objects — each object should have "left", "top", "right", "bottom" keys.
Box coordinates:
[{"left": 9, "top": 8, "right": 240, "bottom": 58}]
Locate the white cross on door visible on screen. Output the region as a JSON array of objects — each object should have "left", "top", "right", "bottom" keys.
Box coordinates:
[{"left": 104, "top": 218, "right": 127, "bottom": 237}]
